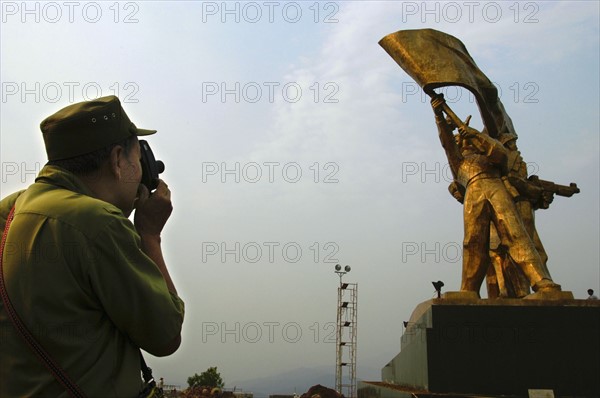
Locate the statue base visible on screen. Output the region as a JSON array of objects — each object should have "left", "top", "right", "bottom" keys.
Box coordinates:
[
  {"left": 524, "top": 290, "right": 575, "bottom": 300},
  {"left": 367, "top": 297, "right": 600, "bottom": 397},
  {"left": 441, "top": 291, "right": 480, "bottom": 300}
]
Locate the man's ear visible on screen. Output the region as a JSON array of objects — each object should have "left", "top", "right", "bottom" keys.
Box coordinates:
[{"left": 109, "top": 145, "right": 125, "bottom": 180}]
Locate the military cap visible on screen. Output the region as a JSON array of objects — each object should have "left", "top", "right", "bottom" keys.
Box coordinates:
[{"left": 40, "top": 95, "right": 156, "bottom": 161}]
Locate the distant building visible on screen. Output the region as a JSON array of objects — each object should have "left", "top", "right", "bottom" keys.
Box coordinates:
[{"left": 233, "top": 391, "right": 253, "bottom": 398}]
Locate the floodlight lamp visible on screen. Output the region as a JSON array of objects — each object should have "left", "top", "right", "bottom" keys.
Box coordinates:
[
  {"left": 432, "top": 280, "right": 444, "bottom": 298},
  {"left": 344, "top": 265, "right": 351, "bottom": 272},
  {"left": 335, "top": 264, "right": 342, "bottom": 271}
]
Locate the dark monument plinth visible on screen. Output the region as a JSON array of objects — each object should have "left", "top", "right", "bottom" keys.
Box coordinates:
[{"left": 365, "top": 296, "right": 600, "bottom": 398}]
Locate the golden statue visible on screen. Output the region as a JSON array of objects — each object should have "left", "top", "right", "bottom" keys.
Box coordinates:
[{"left": 379, "top": 29, "right": 579, "bottom": 298}]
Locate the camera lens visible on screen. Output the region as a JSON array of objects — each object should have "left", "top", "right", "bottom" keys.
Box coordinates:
[{"left": 156, "top": 160, "right": 165, "bottom": 174}]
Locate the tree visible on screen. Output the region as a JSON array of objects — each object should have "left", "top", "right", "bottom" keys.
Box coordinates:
[{"left": 187, "top": 367, "right": 224, "bottom": 388}]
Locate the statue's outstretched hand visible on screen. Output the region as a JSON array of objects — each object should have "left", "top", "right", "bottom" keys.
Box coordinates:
[{"left": 430, "top": 95, "right": 446, "bottom": 116}]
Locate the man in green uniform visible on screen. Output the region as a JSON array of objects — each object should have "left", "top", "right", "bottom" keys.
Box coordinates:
[{"left": 0, "top": 96, "right": 185, "bottom": 397}]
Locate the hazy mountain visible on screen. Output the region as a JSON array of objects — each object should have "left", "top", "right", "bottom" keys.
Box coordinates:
[
  {"left": 228, "top": 365, "right": 381, "bottom": 398},
  {"left": 228, "top": 366, "right": 335, "bottom": 398}
]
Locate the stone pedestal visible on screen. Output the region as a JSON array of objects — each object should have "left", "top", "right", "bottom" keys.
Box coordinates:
[{"left": 377, "top": 297, "right": 600, "bottom": 397}]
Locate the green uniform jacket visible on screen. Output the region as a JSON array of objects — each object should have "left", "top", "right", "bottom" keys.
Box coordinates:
[{"left": 0, "top": 165, "right": 185, "bottom": 398}]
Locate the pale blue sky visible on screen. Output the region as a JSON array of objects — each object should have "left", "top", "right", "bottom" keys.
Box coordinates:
[{"left": 1, "top": 0, "right": 599, "bottom": 392}]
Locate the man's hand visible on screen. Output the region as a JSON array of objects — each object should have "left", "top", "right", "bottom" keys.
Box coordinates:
[
  {"left": 134, "top": 179, "right": 178, "bottom": 295},
  {"left": 134, "top": 179, "right": 173, "bottom": 237}
]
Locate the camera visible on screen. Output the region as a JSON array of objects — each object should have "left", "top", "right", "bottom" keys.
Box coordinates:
[{"left": 139, "top": 140, "right": 165, "bottom": 191}]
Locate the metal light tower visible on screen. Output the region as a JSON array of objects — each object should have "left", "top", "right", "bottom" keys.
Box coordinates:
[{"left": 334, "top": 264, "right": 357, "bottom": 398}]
